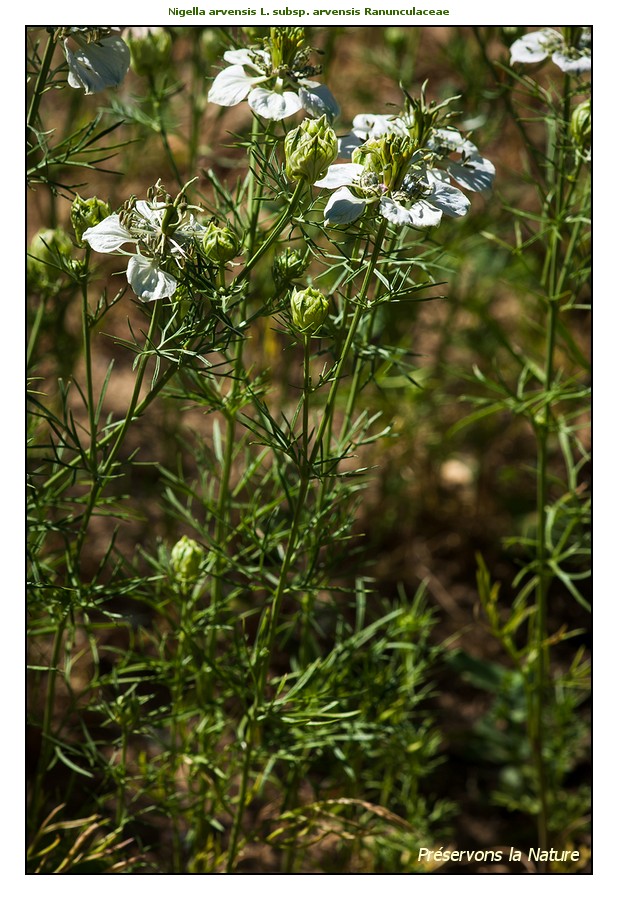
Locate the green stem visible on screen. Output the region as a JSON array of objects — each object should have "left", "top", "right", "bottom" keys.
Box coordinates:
[
  {"left": 234, "top": 179, "right": 306, "bottom": 286},
  {"left": 530, "top": 73, "right": 572, "bottom": 859},
  {"left": 27, "top": 297, "right": 47, "bottom": 369},
  {"left": 80, "top": 251, "right": 97, "bottom": 471},
  {"left": 73, "top": 299, "right": 163, "bottom": 567},
  {"left": 310, "top": 219, "right": 389, "bottom": 468},
  {"left": 27, "top": 30, "right": 56, "bottom": 136},
  {"left": 149, "top": 75, "right": 183, "bottom": 188},
  {"left": 29, "top": 612, "right": 67, "bottom": 831}
]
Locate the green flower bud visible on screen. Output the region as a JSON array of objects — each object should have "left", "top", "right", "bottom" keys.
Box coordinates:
[
  {"left": 273, "top": 247, "right": 307, "bottom": 287},
  {"left": 290, "top": 286, "right": 329, "bottom": 334},
  {"left": 27, "top": 227, "right": 73, "bottom": 292},
  {"left": 124, "top": 27, "right": 172, "bottom": 77},
  {"left": 285, "top": 115, "right": 338, "bottom": 184},
  {"left": 70, "top": 194, "right": 111, "bottom": 246},
  {"left": 570, "top": 98, "right": 591, "bottom": 151},
  {"left": 202, "top": 222, "right": 241, "bottom": 264},
  {"left": 170, "top": 536, "right": 204, "bottom": 583}
]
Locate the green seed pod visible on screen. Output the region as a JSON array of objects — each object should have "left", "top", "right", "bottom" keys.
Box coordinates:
[
  {"left": 273, "top": 247, "right": 307, "bottom": 287},
  {"left": 290, "top": 286, "right": 329, "bottom": 334},
  {"left": 202, "top": 222, "right": 241, "bottom": 265},
  {"left": 285, "top": 115, "right": 338, "bottom": 184},
  {"left": 27, "top": 227, "right": 73, "bottom": 292},
  {"left": 170, "top": 536, "right": 204, "bottom": 583},
  {"left": 70, "top": 194, "right": 111, "bottom": 246},
  {"left": 570, "top": 98, "right": 591, "bottom": 151},
  {"left": 124, "top": 27, "right": 172, "bottom": 77}
]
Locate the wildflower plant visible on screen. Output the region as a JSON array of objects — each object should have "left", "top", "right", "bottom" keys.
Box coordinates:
[{"left": 26, "top": 24, "right": 589, "bottom": 875}]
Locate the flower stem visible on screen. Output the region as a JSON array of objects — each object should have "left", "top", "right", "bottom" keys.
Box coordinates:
[{"left": 27, "top": 30, "right": 56, "bottom": 136}]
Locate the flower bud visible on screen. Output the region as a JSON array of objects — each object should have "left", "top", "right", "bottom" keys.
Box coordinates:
[
  {"left": 170, "top": 536, "right": 204, "bottom": 583},
  {"left": 124, "top": 27, "right": 172, "bottom": 77},
  {"left": 570, "top": 98, "right": 591, "bottom": 151},
  {"left": 70, "top": 195, "right": 111, "bottom": 246},
  {"left": 202, "top": 222, "right": 241, "bottom": 264},
  {"left": 290, "top": 286, "right": 329, "bottom": 334},
  {"left": 27, "top": 227, "right": 73, "bottom": 291},
  {"left": 285, "top": 115, "right": 338, "bottom": 184},
  {"left": 273, "top": 247, "right": 307, "bottom": 287}
]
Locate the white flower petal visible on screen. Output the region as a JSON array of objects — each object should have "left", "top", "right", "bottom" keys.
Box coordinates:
[
  {"left": 381, "top": 197, "right": 442, "bottom": 229},
  {"left": 426, "top": 178, "right": 470, "bottom": 218},
  {"left": 431, "top": 127, "right": 479, "bottom": 158},
  {"left": 314, "top": 163, "right": 364, "bottom": 190},
  {"left": 248, "top": 87, "right": 302, "bottom": 119},
  {"left": 352, "top": 113, "right": 406, "bottom": 140},
  {"left": 324, "top": 188, "right": 367, "bottom": 225},
  {"left": 298, "top": 84, "right": 340, "bottom": 122},
  {"left": 223, "top": 48, "right": 269, "bottom": 71},
  {"left": 208, "top": 65, "right": 255, "bottom": 107},
  {"left": 127, "top": 255, "right": 177, "bottom": 301},
  {"left": 338, "top": 132, "right": 363, "bottom": 159},
  {"left": 510, "top": 29, "right": 560, "bottom": 65},
  {"left": 552, "top": 50, "right": 591, "bottom": 73},
  {"left": 134, "top": 200, "right": 166, "bottom": 227},
  {"left": 64, "top": 35, "right": 130, "bottom": 94},
  {"left": 82, "top": 215, "right": 134, "bottom": 252},
  {"left": 447, "top": 155, "right": 496, "bottom": 192}
]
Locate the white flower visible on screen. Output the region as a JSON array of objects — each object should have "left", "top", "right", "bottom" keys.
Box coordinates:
[
  {"left": 61, "top": 27, "right": 130, "bottom": 94},
  {"left": 510, "top": 28, "right": 591, "bottom": 74},
  {"left": 315, "top": 162, "right": 469, "bottom": 229},
  {"left": 208, "top": 46, "right": 339, "bottom": 122},
  {"left": 340, "top": 115, "right": 495, "bottom": 194},
  {"left": 83, "top": 199, "right": 206, "bottom": 301}
]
